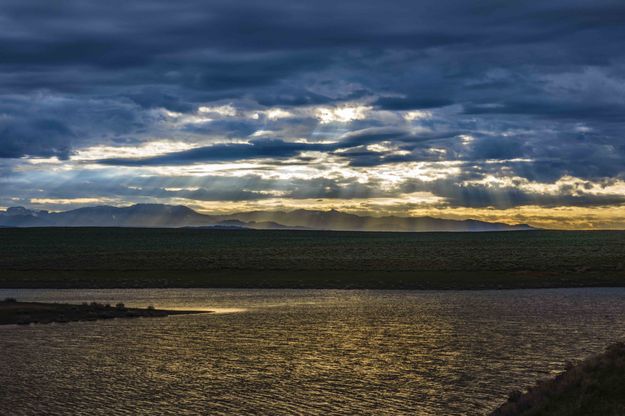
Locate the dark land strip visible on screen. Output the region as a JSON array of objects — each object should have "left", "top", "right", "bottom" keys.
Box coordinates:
[
  {"left": 1, "top": 228, "right": 624, "bottom": 289},
  {"left": 0, "top": 298, "right": 206, "bottom": 325}
]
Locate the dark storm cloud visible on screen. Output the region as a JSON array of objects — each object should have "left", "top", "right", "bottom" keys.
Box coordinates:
[
  {"left": 399, "top": 178, "right": 625, "bottom": 209},
  {"left": 338, "top": 128, "right": 462, "bottom": 148},
  {"left": 0, "top": 118, "right": 74, "bottom": 159},
  {"left": 373, "top": 97, "right": 454, "bottom": 111},
  {"left": 3, "top": 0, "right": 625, "bottom": 98},
  {"left": 182, "top": 119, "right": 258, "bottom": 138},
  {"left": 463, "top": 100, "right": 625, "bottom": 123},
  {"left": 0, "top": 93, "right": 155, "bottom": 158}
]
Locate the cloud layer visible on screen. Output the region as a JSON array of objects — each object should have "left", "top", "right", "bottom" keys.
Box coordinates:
[{"left": 1, "top": 0, "right": 625, "bottom": 228}]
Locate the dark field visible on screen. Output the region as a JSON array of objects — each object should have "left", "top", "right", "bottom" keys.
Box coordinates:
[{"left": 1, "top": 228, "right": 624, "bottom": 289}]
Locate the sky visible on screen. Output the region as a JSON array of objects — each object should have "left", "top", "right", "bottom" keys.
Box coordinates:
[{"left": 1, "top": 0, "right": 625, "bottom": 229}]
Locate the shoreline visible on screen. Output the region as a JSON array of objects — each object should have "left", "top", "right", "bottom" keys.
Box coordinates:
[
  {"left": 491, "top": 342, "right": 625, "bottom": 415},
  {"left": 0, "top": 299, "right": 207, "bottom": 325}
]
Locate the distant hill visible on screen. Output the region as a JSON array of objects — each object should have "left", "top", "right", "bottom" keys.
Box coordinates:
[
  {"left": 0, "top": 204, "right": 210, "bottom": 228},
  {"left": 211, "top": 209, "right": 534, "bottom": 232},
  {"left": 0, "top": 204, "right": 535, "bottom": 232}
]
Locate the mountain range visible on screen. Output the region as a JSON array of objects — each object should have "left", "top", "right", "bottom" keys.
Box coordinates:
[{"left": 0, "top": 204, "right": 535, "bottom": 232}]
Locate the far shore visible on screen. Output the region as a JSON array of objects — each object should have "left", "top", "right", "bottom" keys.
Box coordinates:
[
  {"left": 1, "top": 269, "right": 624, "bottom": 290},
  {"left": 0, "top": 298, "right": 207, "bottom": 325}
]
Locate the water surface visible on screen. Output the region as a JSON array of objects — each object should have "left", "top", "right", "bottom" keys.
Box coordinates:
[{"left": 1, "top": 288, "right": 625, "bottom": 415}]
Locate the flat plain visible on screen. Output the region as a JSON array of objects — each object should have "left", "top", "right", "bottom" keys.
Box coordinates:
[{"left": 1, "top": 228, "right": 624, "bottom": 289}]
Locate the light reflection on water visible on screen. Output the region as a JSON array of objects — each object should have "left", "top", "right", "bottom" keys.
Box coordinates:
[{"left": 1, "top": 288, "right": 625, "bottom": 415}]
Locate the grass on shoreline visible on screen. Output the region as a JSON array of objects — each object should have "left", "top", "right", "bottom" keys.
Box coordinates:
[{"left": 491, "top": 342, "right": 625, "bottom": 416}]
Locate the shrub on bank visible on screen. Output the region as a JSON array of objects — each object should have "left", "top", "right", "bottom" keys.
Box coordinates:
[{"left": 491, "top": 342, "right": 625, "bottom": 416}]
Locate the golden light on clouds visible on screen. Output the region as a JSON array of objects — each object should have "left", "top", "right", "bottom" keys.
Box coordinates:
[
  {"left": 315, "top": 105, "right": 371, "bottom": 123},
  {"left": 73, "top": 141, "right": 197, "bottom": 162},
  {"left": 416, "top": 205, "right": 625, "bottom": 230},
  {"left": 13, "top": 148, "right": 625, "bottom": 230}
]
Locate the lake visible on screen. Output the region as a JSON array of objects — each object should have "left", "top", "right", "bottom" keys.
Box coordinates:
[{"left": 1, "top": 288, "right": 625, "bottom": 415}]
